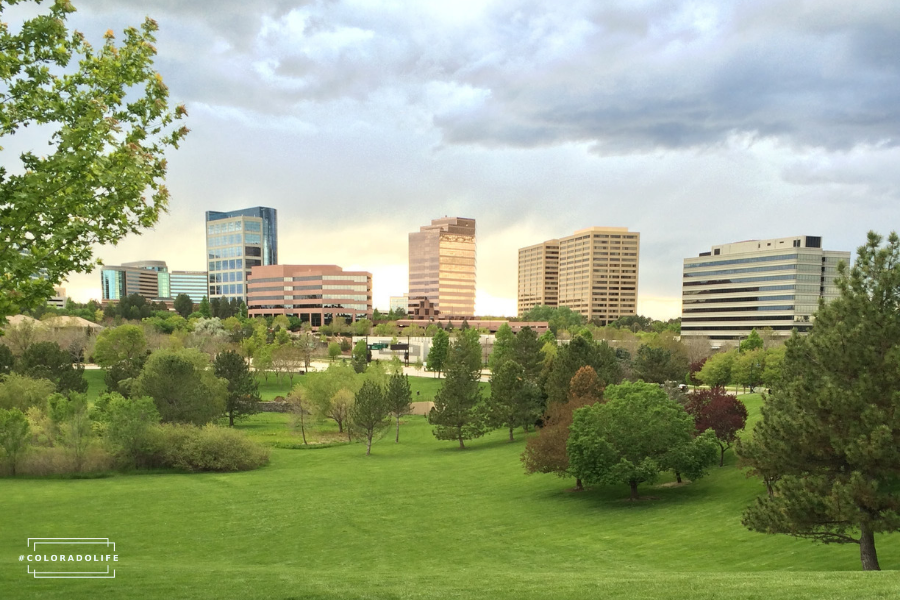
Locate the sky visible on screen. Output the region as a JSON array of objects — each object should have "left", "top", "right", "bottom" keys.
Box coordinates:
[{"left": 9, "top": 1, "right": 900, "bottom": 318}]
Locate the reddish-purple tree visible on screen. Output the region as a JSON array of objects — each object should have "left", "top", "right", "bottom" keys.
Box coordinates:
[{"left": 685, "top": 389, "right": 748, "bottom": 466}]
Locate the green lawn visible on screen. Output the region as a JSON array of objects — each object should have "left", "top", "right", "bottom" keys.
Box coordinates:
[{"left": 2, "top": 387, "right": 897, "bottom": 598}]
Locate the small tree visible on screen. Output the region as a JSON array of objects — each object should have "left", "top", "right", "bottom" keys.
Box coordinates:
[
  {"left": 429, "top": 330, "right": 486, "bottom": 448},
  {"left": 351, "top": 339, "right": 368, "bottom": 373},
  {"left": 697, "top": 350, "right": 735, "bottom": 389},
  {"left": 384, "top": 373, "right": 412, "bottom": 443},
  {"left": 47, "top": 393, "right": 93, "bottom": 472},
  {"left": 567, "top": 381, "right": 717, "bottom": 500},
  {"left": 426, "top": 329, "right": 450, "bottom": 377},
  {"left": 0, "top": 373, "right": 56, "bottom": 411},
  {"left": 0, "top": 345, "right": 14, "bottom": 375},
  {"left": 214, "top": 350, "right": 261, "bottom": 427},
  {"left": 328, "top": 342, "right": 342, "bottom": 362},
  {"left": 90, "top": 393, "right": 160, "bottom": 467},
  {"left": 684, "top": 389, "right": 749, "bottom": 466},
  {"left": 173, "top": 294, "right": 194, "bottom": 319},
  {"left": 0, "top": 408, "right": 30, "bottom": 475},
  {"left": 287, "top": 384, "right": 312, "bottom": 445},
  {"left": 93, "top": 324, "right": 147, "bottom": 367},
  {"left": 306, "top": 364, "right": 358, "bottom": 433},
  {"left": 486, "top": 360, "right": 542, "bottom": 442},
  {"left": 350, "top": 380, "right": 391, "bottom": 455},
  {"left": 488, "top": 323, "right": 515, "bottom": 372},
  {"left": 330, "top": 389, "right": 355, "bottom": 440}
]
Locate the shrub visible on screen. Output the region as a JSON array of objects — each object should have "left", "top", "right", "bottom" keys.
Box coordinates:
[
  {"left": 0, "top": 373, "right": 55, "bottom": 411},
  {"left": 148, "top": 424, "right": 269, "bottom": 472},
  {"left": 91, "top": 393, "right": 161, "bottom": 468}
]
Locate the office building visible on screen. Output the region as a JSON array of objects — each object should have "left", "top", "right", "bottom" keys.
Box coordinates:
[
  {"left": 48, "top": 287, "right": 66, "bottom": 309},
  {"left": 389, "top": 294, "right": 410, "bottom": 313},
  {"left": 246, "top": 265, "right": 372, "bottom": 326},
  {"left": 518, "top": 227, "right": 639, "bottom": 324},
  {"left": 517, "top": 240, "right": 559, "bottom": 316},
  {"left": 170, "top": 271, "right": 208, "bottom": 304},
  {"left": 100, "top": 260, "right": 170, "bottom": 302},
  {"left": 681, "top": 235, "right": 850, "bottom": 341},
  {"left": 206, "top": 206, "right": 278, "bottom": 302},
  {"left": 408, "top": 217, "right": 476, "bottom": 318}
]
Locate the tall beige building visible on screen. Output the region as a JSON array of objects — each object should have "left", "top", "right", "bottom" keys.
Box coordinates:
[
  {"left": 518, "top": 227, "right": 639, "bottom": 324},
  {"left": 409, "top": 217, "right": 476, "bottom": 318},
  {"left": 517, "top": 240, "right": 559, "bottom": 315}
]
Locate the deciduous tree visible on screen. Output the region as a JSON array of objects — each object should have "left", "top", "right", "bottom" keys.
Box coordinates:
[
  {"left": 684, "top": 389, "right": 748, "bottom": 466},
  {"left": 0, "top": 408, "right": 30, "bottom": 475},
  {"left": 568, "top": 381, "right": 717, "bottom": 500}
]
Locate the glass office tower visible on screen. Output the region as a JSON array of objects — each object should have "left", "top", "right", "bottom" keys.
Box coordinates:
[
  {"left": 205, "top": 207, "right": 278, "bottom": 302},
  {"left": 408, "top": 217, "right": 476, "bottom": 318}
]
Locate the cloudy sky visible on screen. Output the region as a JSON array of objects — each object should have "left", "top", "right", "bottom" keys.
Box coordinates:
[{"left": 15, "top": 1, "right": 900, "bottom": 317}]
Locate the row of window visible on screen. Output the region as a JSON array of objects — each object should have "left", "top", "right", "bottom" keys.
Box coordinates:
[
  {"left": 210, "top": 272, "right": 244, "bottom": 283},
  {"left": 210, "top": 284, "right": 244, "bottom": 295},
  {"left": 683, "top": 294, "right": 797, "bottom": 305},
  {"left": 685, "top": 253, "right": 800, "bottom": 269},
  {"left": 207, "top": 220, "right": 262, "bottom": 235}
]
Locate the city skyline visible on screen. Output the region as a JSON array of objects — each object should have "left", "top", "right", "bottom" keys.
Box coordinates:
[{"left": 40, "top": 1, "right": 900, "bottom": 319}]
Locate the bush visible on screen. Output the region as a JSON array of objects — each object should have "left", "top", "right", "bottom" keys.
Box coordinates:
[
  {"left": 148, "top": 424, "right": 269, "bottom": 472},
  {"left": 10, "top": 446, "right": 114, "bottom": 477},
  {"left": 91, "top": 393, "right": 161, "bottom": 468},
  {"left": 0, "top": 373, "right": 56, "bottom": 411}
]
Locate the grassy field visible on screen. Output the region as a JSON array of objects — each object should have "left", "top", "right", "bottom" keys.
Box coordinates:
[{"left": 1, "top": 383, "right": 898, "bottom": 598}]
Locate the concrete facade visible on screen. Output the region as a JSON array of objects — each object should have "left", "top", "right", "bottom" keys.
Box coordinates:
[{"left": 408, "top": 217, "right": 476, "bottom": 318}]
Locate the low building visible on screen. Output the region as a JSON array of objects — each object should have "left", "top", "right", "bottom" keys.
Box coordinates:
[
  {"left": 48, "top": 287, "right": 66, "bottom": 309},
  {"left": 396, "top": 319, "right": 549, "bottom": 334},
  {"left": 170, "top": 271, "right": 208, "bottom": 304},
  {"left": 681, "top": 235, "right": 850, "bottom": 341},
  {"left": 246, "top": 265, "right": 372, "bottom": 326}
]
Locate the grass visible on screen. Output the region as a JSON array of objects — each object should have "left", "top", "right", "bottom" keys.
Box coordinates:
[{"left": 2, "top": 384, "right": 898, "bottom": 598}]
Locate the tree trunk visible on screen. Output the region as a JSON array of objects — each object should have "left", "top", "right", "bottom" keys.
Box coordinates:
[
  {"left": 764, "top": 478, "right": 774, "bottom": 498},
  {"left": 337, "top": 419, "right": 343, "bottom": 433},
  {"left": 458, "top": 436, "right": 465, "bottom": 449},
  {"left": 629, "top": 480, "right": 639, "bottom": 501},
  {"left": 300, "top": 418, "right": 307, "bottom": 445},
  {"left": 675, "top": 471, "right": 682, "bottom": 484},
  {"left": 366, "top": 432, "right": 373, "bottom": 456},
  {"left": 575, "top": 478, "right": 583, "bottom": 491},
  {"left": 859, "top": 522, "right": 881, "bottom": 571},
  {"left": 719, "top": 444, "right": 725, "bottom": 467},
  {"left": 396, "top": 416, "right": 400, "bottom": 443},
  {"left": 509, "top": 426, "right": 514, "bottom": 442},
  {"left": 229, "top": 410, "right": 234, "bottom": 427}
]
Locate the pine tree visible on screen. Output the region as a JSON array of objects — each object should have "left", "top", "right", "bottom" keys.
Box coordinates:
[
  {"left": 198, "top": 296, "right": 211, "bottom": 318},
  {"left": 738, "top": 232, "right": 900, "bottom": 571},
  {"left": 488, "top": 323, "right": 515, "bottom": 372},
  {"left": 429, "top": 329, "right": 486, "bottom": 448},
  {"left": 486, "top": 360, "right": 542, "bottom": 442},
  {"left": 213, "top": 350, "right": 261, "bottom": 426},
  {"left": 385, "top": 373, "right": 413, "bottom": 442},
  {"left": 512, "top": 326, "right": 544, "bottom": 382},
  {"left": 426, "top": 329, "right": 450, "bottom": 377},
  {"left": 350, "top": 380, "right": 390, "bottom": 455}
]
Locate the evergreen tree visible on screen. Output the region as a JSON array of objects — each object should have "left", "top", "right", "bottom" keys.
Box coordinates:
[
  {"left": 350, "top": 380, "right": 391, "bottom": 455},
  {"left": 173, "top": 294, "right": 194, "bottom": 318},
  {"left": 738, "top": 232, "right": 900, "bottom": 571},
  {"left": 544, "top": 336, "right": 621, "bottom": 404},
  {"left": 213, "top": 349, "right": 261, "bottom": 427},
  {"left": 488, "top": 323, "right": 515, "bottom": 372},
  {"left": 384, "top": 373, "right": 413, "bottom": 443},
  {"left": 16, "top": 341, "right": 87, "bottom": 395},
  {"left": 198, "top": 296, "right": 211, "bottom": 318},
  {"left": 512, "top": 326, "right": 544, "bottom": 382},
  {"left": 485, "top": 360, "right": 542, "bottom": 442},
  {"left": 429, "top": 329, "right": 486, "bottom": 448}
]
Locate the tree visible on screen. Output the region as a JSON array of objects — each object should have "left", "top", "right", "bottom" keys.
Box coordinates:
[
  {"left": 252, "top": 344, "right": 273, "bottom": 382},
  {"left": 631, "top": 344, "right": 687, "bottom": 384},
  {"left": 350, "top": 380, "right": 391, "bottom": 455},
  {"left": 731, "top": 349, "right": 765, "bottom": 392},
  {"left": 133, "top": 349, "right": 226, "bottom": 425},
  {"left": 697, "top": 350, "right": 735, "bottom": 389},
  {"left": 198, "top": 296, "right": 211, "bottom": 318},
  {"left": 328, "top": 342, "right": 342, "bottom": 362},
  {"left": 684, "top": 389, "right": 749, "bottom": 466},
  {"left": 426, "top": 329, "right": 450, "bottom": 377},
  {"left": 485, "top": 360, "right": 542, "bottom": 442},
  {"left": 544, "top": 336, "right": 621, "bottom": 405},
  {"left": 173, "top": 294, "right": 194, "bottom": 319},
  {"left": 738, "top": 232, "right": 900, "bottom": 571},
  {"left": 567, "top": 381, "right": 717, "bottom": 500},
  {"left": 522, "top": 306, "right": 585, "bottom": 335},
  {"left": 47, "top": 392, "right": 93, "bottom": 472},
  {"left": 739, "top": 329, "right": 764, "bottom": 352},
  {"left": 488, "top": 323, "right": 515, "bottom": 372},
  {"left": 512, "top": 326, "right": 544, "bottom": 382},
  {"left": 214, "top": 350, "right": 261, "bottom": 427},
  {"left": 330, "top": 389, "right": 355, "bottom": 440},
  {"left": 0, "top": 373, "right": 55, "bottom": 411},
  {"left": 0, "top": 2, "right": 187, "bottom": 321},
  {"left": 93, "top": 324, "right": 147, "bottom": 367},
  {"left": 351, "top": 339, "right": 368, "bottom": 373},
  {"left": 90, "top": 392, "right": 160, "bottom": 467},
  {"left": 296, "top": 332, "right": 318, "bottom": 373},
  {"left": 384, "top": 373, "right": 412, "bottom": 443},
  {"left": 306, "top": 364, "right": 358, "bottom": 433},
  {"left": 16, "top": 341, "right": 87, "bottom": 394},
  {"left": 0, "top": 408, "right": 30, "bottom": 475},
  {"left": 521, "top": 366, "right": 603, "bottom": 490},
  {"left": 287, "top": 385, "right": 312, "bottom": 445},
  {"left": 428, "top": 330, "right": 486, "bottom": 448}
]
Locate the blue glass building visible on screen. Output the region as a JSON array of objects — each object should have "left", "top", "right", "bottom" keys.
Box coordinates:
[{"left": 205, "top": 207, "right": 278, "bottom": 302}]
